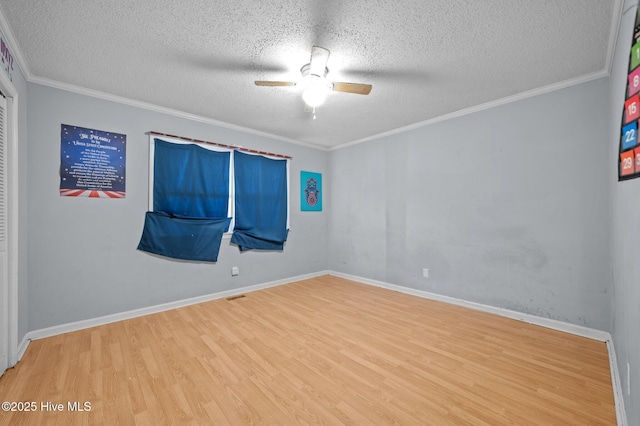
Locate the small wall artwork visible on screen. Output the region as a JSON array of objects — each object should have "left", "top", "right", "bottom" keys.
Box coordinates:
[{"left": 300, "top": 171, "right": 322, "bottom": 211}]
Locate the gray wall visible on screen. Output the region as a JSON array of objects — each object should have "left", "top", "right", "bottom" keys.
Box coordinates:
[
  {"left": 329, "top": 78, "right": 612, "bottom": 331},
  {"left": 610, "top": 2, "right": 640, "bottom": 424},
  {"left": 26, "top": 83, "right": 328, "bottom": 330}
]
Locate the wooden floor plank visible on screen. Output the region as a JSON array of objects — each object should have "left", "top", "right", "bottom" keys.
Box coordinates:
[{"left": 0, "top": 275, "right": 617, "bottom": 425}]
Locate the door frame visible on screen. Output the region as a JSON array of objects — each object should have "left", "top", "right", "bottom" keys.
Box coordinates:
[{"left": 0, "top": 69, "right": 19, "bottom": 371}]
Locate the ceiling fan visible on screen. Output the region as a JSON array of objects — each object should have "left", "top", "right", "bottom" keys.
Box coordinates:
[{"left": 255, "top": 46, "right": 372, "bottom": 115}]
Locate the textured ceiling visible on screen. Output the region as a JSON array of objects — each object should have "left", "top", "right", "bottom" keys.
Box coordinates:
[{"left": 0, "top": 0, "right": 622, "bottom": 149}]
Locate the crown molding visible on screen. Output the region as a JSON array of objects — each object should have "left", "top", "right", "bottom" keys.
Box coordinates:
[
  {"left": 0, "top": 2, "right": 623, "bottom": 153},
  {"left": 331, "top": 68, "right": 611, "bottom": 151},
  {"left": 29, "top": 75, "right": 328, "bottom": 151}
]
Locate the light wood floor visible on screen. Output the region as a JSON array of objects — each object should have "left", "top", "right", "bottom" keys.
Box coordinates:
[{"left": 0, "top": 275, "right": 617, "bottom": 425}]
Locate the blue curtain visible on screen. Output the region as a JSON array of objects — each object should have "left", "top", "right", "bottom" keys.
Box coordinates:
[
  {"left": 138, "top": 139, "right": 231, "bottom": 262},
  {"left": 231, "top": 151, "right": 289, "bottom": 251},
  {"left": 153, "top": 139, "right": 230, "bottom": 218},
  {"left": 138, "top": 212, "right": 231, "bottom": 262}
]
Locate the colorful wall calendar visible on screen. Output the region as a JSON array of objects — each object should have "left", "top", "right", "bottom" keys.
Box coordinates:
[{"left": 619, "top": 11, "right": 640, "bottom": 180}]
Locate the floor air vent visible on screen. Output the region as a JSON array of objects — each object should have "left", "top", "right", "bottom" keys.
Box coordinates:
[{"left": 226, "top": 294, "right": 246, "bottom": 301}]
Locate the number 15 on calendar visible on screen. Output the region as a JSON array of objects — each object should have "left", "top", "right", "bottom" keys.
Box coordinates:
[{"left": 625, "top": 94, "right": 640, "bottom": 123}]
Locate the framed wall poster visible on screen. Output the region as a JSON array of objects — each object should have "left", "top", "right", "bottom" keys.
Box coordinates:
[
  {"left": 300, "top": 171, "right": 322, "bottom": 211},
  {"left": 60, "top": 124, "right": 127, "bottom": 197},
  {"left": 619, "top": 10, "right": 640, "bottom": 180}
]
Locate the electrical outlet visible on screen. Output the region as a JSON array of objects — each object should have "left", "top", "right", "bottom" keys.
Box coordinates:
[
  {"left": 231, "top": 266, "right": 239, "bottom": 276},
  {"left": 422, "top": 268, "right": 429, "bottom": 278}
]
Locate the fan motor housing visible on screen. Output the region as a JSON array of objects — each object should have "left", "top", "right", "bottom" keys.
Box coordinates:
[{"left": 301, "top": 63, "right": 329, "bottom": 79}]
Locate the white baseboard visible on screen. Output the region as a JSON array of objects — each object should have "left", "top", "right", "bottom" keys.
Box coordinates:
[
  {"left": 329, "top": 271, "right": 611, "bottom": 341},
  {"left": 14, "top": 269, "right": 628, "bottom": 425},
  {"left": 17, "top": 334, "right": 29, "bottom": 361},
  {"left": 607, "top": 339, "right": 629, "bottom": 426},
  {"left": 20, "top": 270, "right": 330, "bottom": 346},
  {"left": 329, "top": 271, "right": 627, "bottom": 426}
]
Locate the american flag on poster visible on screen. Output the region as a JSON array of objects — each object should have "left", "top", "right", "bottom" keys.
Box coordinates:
[{"left": 60, "top": 124, "right": 126, "bottom": 198}]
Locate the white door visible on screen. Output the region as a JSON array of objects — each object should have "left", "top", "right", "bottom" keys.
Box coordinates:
[{"left": 0, "top": 94, "right": 8, "bottom": 375}]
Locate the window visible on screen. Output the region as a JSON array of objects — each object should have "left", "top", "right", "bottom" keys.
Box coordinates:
[
  {"left": 151, "top": 138, "right": 231, "bottom": 219},
  {"left": 231, "top": 151, "right": 289, "bottom": 251},
  {"left": 138, "top": 136, "right": 290, "bottom": 261}
]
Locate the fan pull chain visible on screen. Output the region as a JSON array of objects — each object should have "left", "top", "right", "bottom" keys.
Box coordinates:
[{"left": 312, "top": 107, "right": 317, "bottom": 120}]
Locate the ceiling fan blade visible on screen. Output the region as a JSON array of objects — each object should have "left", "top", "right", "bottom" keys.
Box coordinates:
[
  {"left": 332, "top": 82, "right": 372, "bottom": 95},
  {"left": 254, "top": 81, "right": 296, "bottom": 87},
  {"left": 309, "top": 46, "right": 330, "bottom": 77}
]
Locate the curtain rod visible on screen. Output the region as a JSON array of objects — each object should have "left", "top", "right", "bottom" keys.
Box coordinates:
[{"left": 147, "top": 131, "right": 293, "bottom": 159}]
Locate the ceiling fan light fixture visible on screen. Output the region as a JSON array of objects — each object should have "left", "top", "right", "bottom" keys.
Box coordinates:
[
  {"left": 302, "top": 85, "right": 328, "bottom": 107},
  {"left": 254, "top": 46, "right": 372, "bottom": 112},
  {"left": 302, "top": 75, "right": 332, "bottom": 107}
]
